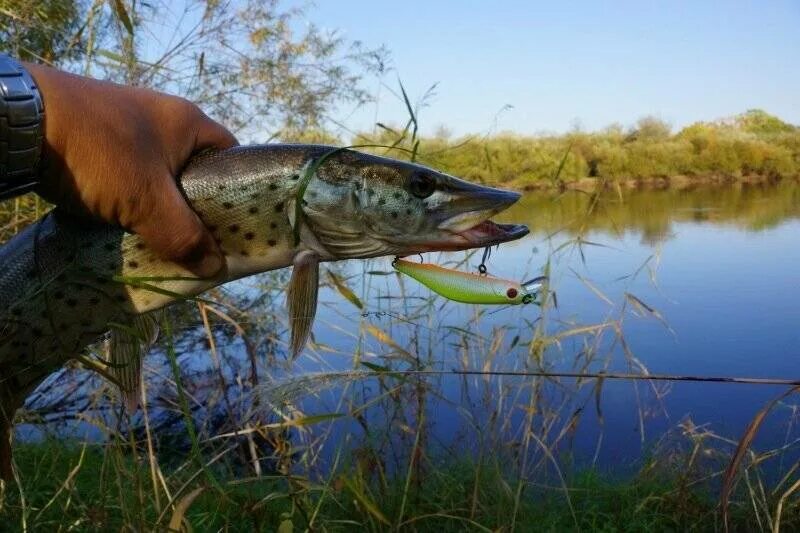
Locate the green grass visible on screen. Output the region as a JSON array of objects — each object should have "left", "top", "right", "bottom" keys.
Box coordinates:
[
  {"left": 4, "top": 440, "right": 294, "bottom": 531},
  {"left": 0, "top": 440, "right": 734, "bottom": 531}
]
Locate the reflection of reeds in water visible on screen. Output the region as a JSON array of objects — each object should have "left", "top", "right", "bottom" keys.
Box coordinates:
[{"left": 5, "top": 183, "right": 800, "bottom": 530}]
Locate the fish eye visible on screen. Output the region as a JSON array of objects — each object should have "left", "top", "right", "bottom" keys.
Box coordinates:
[{"left": 408, "top": 173, "right": 437, "bottom": 199}]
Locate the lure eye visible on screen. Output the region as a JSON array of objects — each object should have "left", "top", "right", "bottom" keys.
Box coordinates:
[
  {"left": 408, "top": 173, "right": 436, "bottom": 199},
  {"left": 506, "top": 287, "right": 518, "bottom": 299}
]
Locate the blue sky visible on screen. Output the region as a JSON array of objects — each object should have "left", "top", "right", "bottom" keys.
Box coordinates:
[{"left": 293, "top": 1, "right": 799, "bottom": 136}]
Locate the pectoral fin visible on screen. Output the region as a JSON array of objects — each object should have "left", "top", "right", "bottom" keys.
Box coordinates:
[
  {"left": 287, "top": 250, "right": 319, "bottom": 359},
  {"left": 106, "top": 313, "right": 160, "bottom": 413}
]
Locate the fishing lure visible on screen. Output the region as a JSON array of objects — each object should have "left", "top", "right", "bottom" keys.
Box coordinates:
[{"left": 393, "top": 258, "right": 545, "bottom": 305}]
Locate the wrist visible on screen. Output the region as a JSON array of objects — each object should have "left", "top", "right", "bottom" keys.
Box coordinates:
[
  {"left": 0, "top": 54, "right": 44, "bottom": 200},
  {"left": 21, "top": 62, "right": 66, "bottom": 174}
]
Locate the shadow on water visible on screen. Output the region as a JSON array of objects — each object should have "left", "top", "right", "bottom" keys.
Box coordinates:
[{"left": 14, "top": 181, "right": 800, "bottom": 520}]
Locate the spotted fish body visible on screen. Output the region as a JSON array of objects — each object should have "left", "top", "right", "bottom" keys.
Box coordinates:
[
  {"left": 0, "top": 146, "right": 307, "bottom": 402},
  {"left": 394, "top": 259, "right": 531, "bottom": 304},
  {"left": 0, "top": 143, "right": 529, "bottom": 477}
]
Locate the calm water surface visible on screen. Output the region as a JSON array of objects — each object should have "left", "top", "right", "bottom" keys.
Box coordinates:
[
  {"left": 26, "top": 182, "right": 800, "bottom": 473},
  {"left": 307, "top": 182, "right": 800, "bottom": 468}
]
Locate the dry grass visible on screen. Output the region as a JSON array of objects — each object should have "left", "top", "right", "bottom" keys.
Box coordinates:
[{"left": 3, "top": 181, "right": 800, "bottom": 530}]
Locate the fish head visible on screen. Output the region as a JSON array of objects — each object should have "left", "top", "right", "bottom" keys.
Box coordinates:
[{"left": 298, "top": 147, "right": 529, "bottom": 259}]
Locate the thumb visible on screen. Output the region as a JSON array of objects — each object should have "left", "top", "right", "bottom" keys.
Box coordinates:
[
  {"left": 193, "top": 112, "right": 238, "bottom": 152},
  {"left": 131, "top": 173, "right": 224, "bottom": 278}
]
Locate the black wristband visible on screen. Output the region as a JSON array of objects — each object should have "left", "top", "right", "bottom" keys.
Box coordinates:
[{"left": 0, "top": 54, "right": 44, "bottom": 201}]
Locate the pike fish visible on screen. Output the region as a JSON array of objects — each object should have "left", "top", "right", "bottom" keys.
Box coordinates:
[{"left": 0, "top": 144, "right": 528, "bottom": 475}]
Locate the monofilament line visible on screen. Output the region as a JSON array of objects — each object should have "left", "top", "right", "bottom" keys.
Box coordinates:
[{"left": 354, "top": 369, "right": 800, "bottom": 386}]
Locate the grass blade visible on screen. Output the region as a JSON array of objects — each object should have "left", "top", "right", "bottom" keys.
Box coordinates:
[
  {"left": 326, "top": 270, "right": 363, "bottom": 309},
  {"left": 342, "top": 476, "right": 390, "bottom": 526},
  {"left": 167, "top": 487, "right": 204, "bottom": 532},
  {"left": 110, "top": 0, "right": 134, "bottom": 35},
  {"left": 721, "top": 386, "right": 800, "bottom": 531}
]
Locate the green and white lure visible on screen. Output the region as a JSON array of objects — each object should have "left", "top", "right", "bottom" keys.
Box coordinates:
[{"left": 393, "top": 258, "right": 545, "bottom": 305}]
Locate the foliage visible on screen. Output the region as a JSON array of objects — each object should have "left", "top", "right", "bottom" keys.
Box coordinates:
[
  {"left": 0, "top": 0, "right": 86, "bottom": 62},
  {"left": 357, "top": 110, "right": 799, "bottom": 189},
  {"left": 0, "top": 0, "right": 387, "bottom": 139},
  {"left": 735, "top": 109, "right": 798, "bottom": 135},
  {"left": 629, "top": 115, "right": 672, "bottom": 141}
]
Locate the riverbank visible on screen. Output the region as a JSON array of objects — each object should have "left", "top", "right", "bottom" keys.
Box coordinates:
[
  {"left": 523, "top": 172, "right": 798, "bottom": 192},
  {"left": 2, "top": 440, "right": 781, "bottom": 531}
]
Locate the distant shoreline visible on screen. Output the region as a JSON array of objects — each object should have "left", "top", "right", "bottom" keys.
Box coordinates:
[
  {"left": 517, "top": 172, "right": 800, "bottom": 192},
  {"left": 352, "top": 110, "right": 800, "bottom": 193}
]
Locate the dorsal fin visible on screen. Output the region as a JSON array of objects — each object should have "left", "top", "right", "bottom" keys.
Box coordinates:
[
  {"left": 106, "top": 313, "right": 160, "bottom": 413},
  {"left": 287, "top": 250, "right": 320, "bottom": 359}
]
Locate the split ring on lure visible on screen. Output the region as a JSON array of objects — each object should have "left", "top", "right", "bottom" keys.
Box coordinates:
[{"left": 393, "top": 258, "right": 546, "bottom": 305}]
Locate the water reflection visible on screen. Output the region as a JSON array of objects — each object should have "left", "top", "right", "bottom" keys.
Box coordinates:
[
  {"left": 499, "top": 181, "right": 800, "bottom": 245},
  {"left": 22, "top": 182, "right": 800, "bottom": 477}
]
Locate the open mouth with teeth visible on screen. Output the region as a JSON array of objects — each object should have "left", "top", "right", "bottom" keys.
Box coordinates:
[
  {"left": 406, "top": 177, "right": 529, "bottom": 253},
  {"left": 458, "top": 220, "right": 529, "bottom": 245},
  {"left": 416, "top": 219, "right": 529, "bottom": 252}
]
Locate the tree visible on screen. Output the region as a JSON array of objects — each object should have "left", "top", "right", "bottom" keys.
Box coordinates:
[
  {"left": 0, "top": 0, "right": 86, "bottom": 62},
  {"left": 735, "top": 109, "right": 796, "bottom": 135},
  {"left": 0, "top": 0, "right": 387, "bottom": 140},
  {"left": 628, "top": 116, "right": 671, "bottom": 142}
]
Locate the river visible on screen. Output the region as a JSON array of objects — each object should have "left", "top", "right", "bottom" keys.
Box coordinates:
[{"left": 23, "top": 181, "right": 800, "bottom": 477}]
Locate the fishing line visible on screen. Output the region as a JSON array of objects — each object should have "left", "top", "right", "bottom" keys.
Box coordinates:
[{"left": 346, "top": 369, "right": 800, "bottom": 387}]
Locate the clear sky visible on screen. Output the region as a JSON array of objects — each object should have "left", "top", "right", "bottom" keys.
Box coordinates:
[{"left": 293, "top": 0, "right": 800, "bottom": 136}]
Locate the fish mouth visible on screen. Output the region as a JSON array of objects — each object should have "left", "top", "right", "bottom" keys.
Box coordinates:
[
  {"left": 413, "top": 220, "right": 529, "bottom": 252},
  {"left": 457, "top": 220, "right": 529, "bottom": 245},
  {"left": 422, "top": 177, "right": 528, "bottom": 250},
  {"left": 391, "top": 174, "right": 529, "bottom": 254}
]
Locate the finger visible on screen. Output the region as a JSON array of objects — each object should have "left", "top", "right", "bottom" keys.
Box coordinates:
[
  {"left": 193, "top": 112, "right": 238, "bottom": 152},
  {"left": 131, "top": 173, "right": 225, "bottom": 278}
]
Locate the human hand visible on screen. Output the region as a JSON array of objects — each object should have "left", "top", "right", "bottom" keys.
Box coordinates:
[{"left": 24, "top": 63, "right": 237, "bottom": 278}]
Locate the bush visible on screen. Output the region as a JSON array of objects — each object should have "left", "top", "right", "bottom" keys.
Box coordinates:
[{"left": 356, "top": 110, "right": 799, "bottom": 188}]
